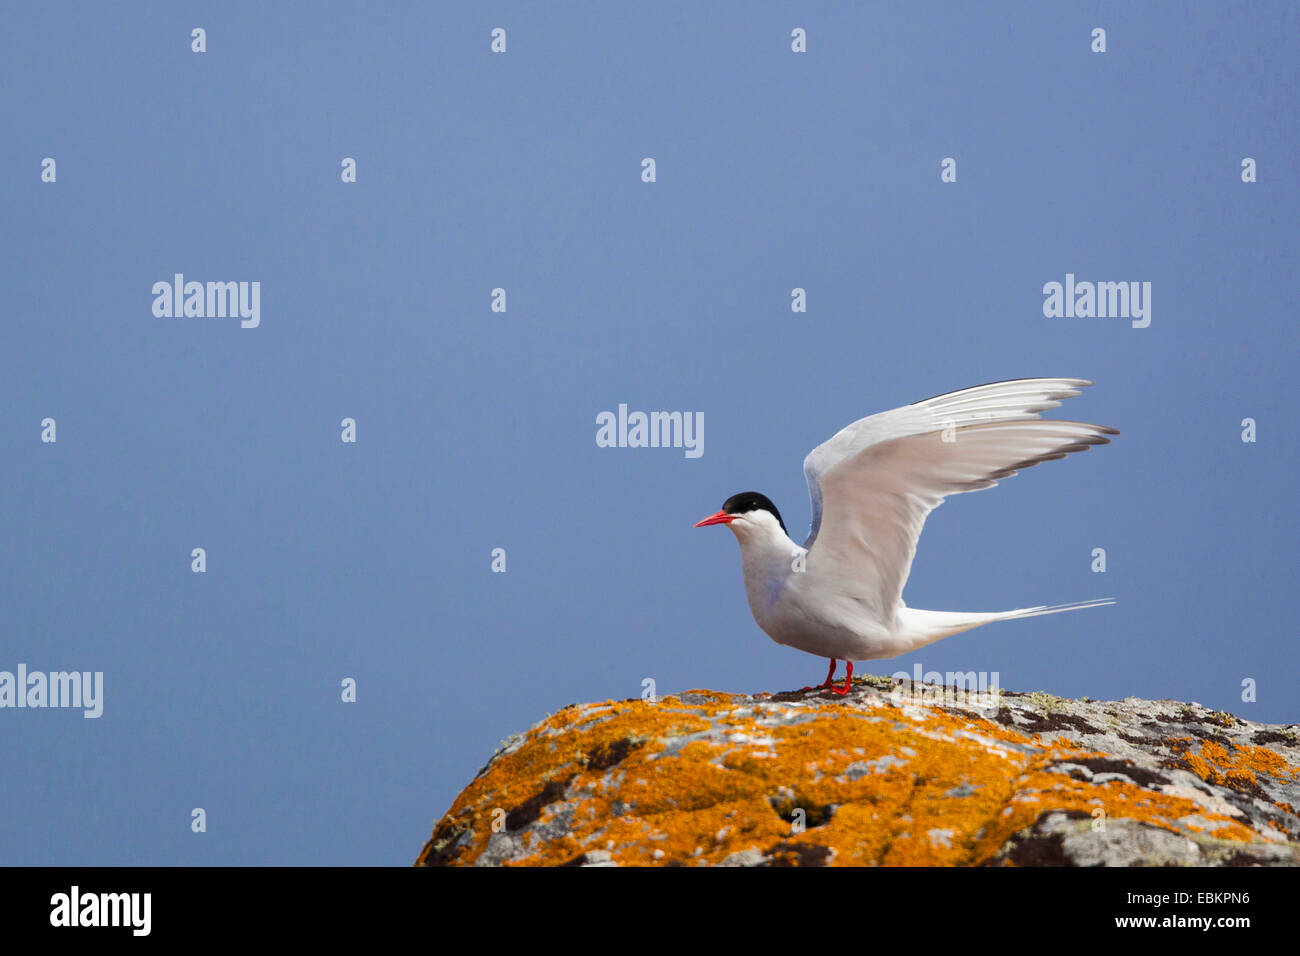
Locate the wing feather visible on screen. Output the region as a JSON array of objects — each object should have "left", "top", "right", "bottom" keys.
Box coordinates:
[{"left": 802, "top": 379, "right": 1116, "bottom": 621}]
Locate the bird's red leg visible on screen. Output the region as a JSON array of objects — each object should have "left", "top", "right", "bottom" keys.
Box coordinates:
[
  {"left": 828, "top": 660, "right": 853, "bottom": 696},
  {"left": 800, "top": 659, "right": 838, "bottom": 692}
]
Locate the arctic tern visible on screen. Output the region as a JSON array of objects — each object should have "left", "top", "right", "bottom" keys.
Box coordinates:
[{"left": 694, "top": 378, "right": 1117, "bottom": 694}]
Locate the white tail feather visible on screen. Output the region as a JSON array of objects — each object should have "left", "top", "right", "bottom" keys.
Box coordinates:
[
  {"left": 1001, "top": 598, "right": 1117, "bottom": 620},
  {"left": 895, "top": 599, "right": 1115, "bottom": 652}
]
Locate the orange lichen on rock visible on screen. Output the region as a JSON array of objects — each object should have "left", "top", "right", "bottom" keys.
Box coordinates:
[
  {"left": 417, "top": 685, "right": 1300, "bottom": 867},
  {"left": 1166, "top": 736, "right": 1300, "bottom": 795}
]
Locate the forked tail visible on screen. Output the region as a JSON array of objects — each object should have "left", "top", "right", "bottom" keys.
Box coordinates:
[{"left": 895, "top": 598, "right": 1115, "bottom": 652}]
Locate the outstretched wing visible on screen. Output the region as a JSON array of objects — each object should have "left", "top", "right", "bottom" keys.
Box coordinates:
[{"left": 802, "top": 378, "right": 1117, "bottom": 621}]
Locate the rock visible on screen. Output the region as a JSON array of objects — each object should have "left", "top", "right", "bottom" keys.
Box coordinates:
[{"left": 415, "top": 679, "right": 1300, "bottom": 866}]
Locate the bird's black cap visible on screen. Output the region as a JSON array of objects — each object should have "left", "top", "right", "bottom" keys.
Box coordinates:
[{"left": 722, "top": 491, "right": 786, "bottom": 533}]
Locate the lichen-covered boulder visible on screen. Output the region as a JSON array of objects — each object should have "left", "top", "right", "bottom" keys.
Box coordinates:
[{"left": 416, "top": 680, "right": 1300, "bottom": 866}]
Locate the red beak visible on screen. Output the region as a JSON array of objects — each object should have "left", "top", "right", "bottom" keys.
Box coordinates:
[{"left": 694, "top": 510, "right": 736, "bottom": 528}]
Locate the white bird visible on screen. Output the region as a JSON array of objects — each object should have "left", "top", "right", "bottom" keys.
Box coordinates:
[{"left": 694, "top": 378, "right": 1117, "bottom": 695}]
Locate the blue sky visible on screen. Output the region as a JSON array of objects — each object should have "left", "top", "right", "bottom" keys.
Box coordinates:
[{"left": 2, "top": 3, "right": 1296, "bottom": 865}]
